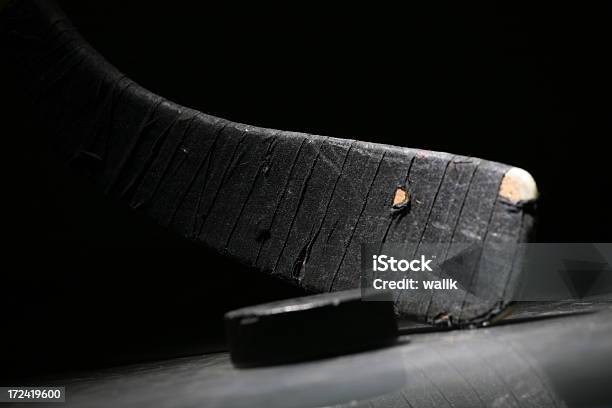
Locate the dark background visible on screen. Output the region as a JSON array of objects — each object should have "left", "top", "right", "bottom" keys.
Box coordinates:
[{"left": 3, "top": 1, "right": 610, "bottom": 379}]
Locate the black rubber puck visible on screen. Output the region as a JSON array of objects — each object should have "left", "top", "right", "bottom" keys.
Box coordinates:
[{"left": 225, "top": 290, "right": 398, "bottom": 368}]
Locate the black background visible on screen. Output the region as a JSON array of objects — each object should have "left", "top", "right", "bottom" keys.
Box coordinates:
[{"left": 3, "top": 1, "right": 611, "bottom": 379}]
